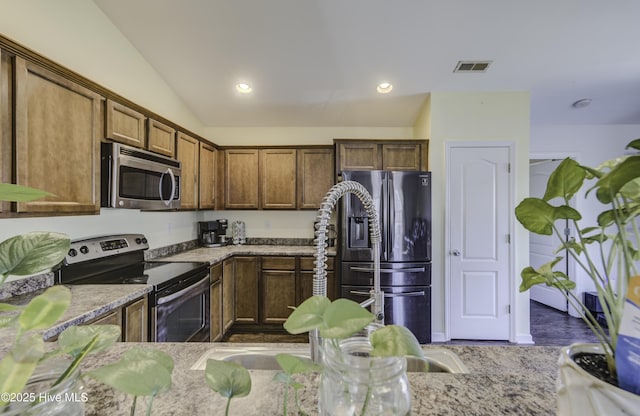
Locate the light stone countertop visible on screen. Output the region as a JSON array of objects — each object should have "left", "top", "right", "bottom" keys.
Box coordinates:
[
  {"left": 78, "top": 342, "right": 559, "bottom": 415},
  {"left": 160, "top": 244, "right": 337, "bottom": 265}
]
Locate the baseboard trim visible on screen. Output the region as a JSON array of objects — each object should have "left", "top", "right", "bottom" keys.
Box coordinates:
[
  {"left": 515, "top": 333, "right": 534, "bottom": 344},
  {"left": 431, "top": 332, "right": 446, "bottom": 343}
]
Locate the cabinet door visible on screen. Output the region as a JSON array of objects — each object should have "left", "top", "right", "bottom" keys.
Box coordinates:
[
  {"left": 262, "top": 270, "right": 296, "bottom": 324},
  {"left": 260, "top": 149, "right": 296, "bottom": 209},
  {"left": 338, "top": 142, "right": 379, "bottom": 171},
  {"left": 89, "top": 309, "right": 123, "bottom": 342},
  {"left": 225, "top": 149, "right": 259, "bottom": 209},
  {"left": 106, "top": 99, "right": 146, "bottom": 148},
  {"left": 299, "top": 256, "right": 336, "bottom": 303},
  {"left": 222, "top": 259, "right": 235, "bottom": 334},
  {"left": 199, "top": 142, "right": 216, "bottom": 209},
  {"left": 14, "top": 58, "right": 101, "bottom": 214},
  {"left": 234, "top": 256, "right": 259, "bottom": 324},
  {"left": 210, "top": 279, "right": 223, "bottom": 341},
  {"left": 0, "top": 51, "right": 11, "bottom": 214},
  {"left": 147, "top": 118, "right": 175, "bottom": 157},
  {"left": 176, "top": 132, "right": 199, "bottom": 209},
  {"left": 381, "top": 143, "right": 422, "bottom": 171},
  {"left": 123, "top": 296, "right": 148, "bottom": 342},
  {"left": 297, "top": 148, "right": 335, "bottom": 209}
]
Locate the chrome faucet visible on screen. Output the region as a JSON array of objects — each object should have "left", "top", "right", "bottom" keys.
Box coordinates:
[{"left": 310, "top": 180, "right": 384, "bottom": 362}]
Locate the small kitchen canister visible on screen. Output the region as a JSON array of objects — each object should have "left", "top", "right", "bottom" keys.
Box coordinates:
[{"left": 231, "top": 221, "right": 246, "bottom": 245}]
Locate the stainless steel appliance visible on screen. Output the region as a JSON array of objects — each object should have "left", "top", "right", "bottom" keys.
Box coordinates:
[
  {"left": 340, "top": 170, "right": 432, "bottom": 343},
  {"left": 198, "top": 220, "right": 229, "bottom": 247},
  {"left": 56, "top": 234, "right": 210, "bottom": 342},
  {"left": 101, "top": 142, "right": 182, "bottom": 210}
]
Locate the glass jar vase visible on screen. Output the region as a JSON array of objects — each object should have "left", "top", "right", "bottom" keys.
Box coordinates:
[
  {"left": 319, "top": 325, "right": 411, "bottom": 416},
  {"left": 1, "top": 359, "right": 85, "bottom": 416}
]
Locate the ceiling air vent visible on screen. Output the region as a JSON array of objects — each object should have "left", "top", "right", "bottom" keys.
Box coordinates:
[{"left": 453, "top": 61, "right": 492, "bottom": 73}]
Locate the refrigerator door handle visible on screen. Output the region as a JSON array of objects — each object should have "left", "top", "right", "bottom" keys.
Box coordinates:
[
  {"left": 350, "top": 290, "right": 426, "bottom": 297},
  {"left": 381, "top": 174, "right": 389, "bottom": 261},
  {"left": 387, "top": 173, "right": 394, "bottom": 262},
  {"left": 350, "top": 266, "right": 426, "bottom": 273}
]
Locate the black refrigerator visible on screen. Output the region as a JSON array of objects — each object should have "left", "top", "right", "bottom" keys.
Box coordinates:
[{"left": 340, "top": 170, "right": 432, "bottom": 343}]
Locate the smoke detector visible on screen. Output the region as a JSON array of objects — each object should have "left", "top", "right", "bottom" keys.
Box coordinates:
[{"left": 453, "top": 61, "right": 492, "bottom": 72}]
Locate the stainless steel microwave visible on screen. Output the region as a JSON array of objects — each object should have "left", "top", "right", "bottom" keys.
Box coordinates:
[{"left": 101, "top": 142, "right": 181, "bottom": 210}]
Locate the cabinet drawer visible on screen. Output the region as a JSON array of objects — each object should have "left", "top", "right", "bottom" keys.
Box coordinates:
[
  {"left": 300, "top": 256, "right": 334, "bottom": 271},
  {"left": 262, "top": 256, "right": 296, "bottom": 270}
]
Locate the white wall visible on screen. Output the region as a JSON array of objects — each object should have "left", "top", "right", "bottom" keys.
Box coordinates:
[
  {"left": 530, "top": 124, "right": 640, "bottom": 313},
  {"left": 417, "top": 91, "right": 532, "bottom": 343}
]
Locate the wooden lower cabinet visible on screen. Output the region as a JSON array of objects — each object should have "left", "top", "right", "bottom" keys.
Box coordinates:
[
  {"left": 261, "top": 257, "right": 296, "bottom": 324},
  {"left": 83, "top": 295, "right": 148, "bottom": 342},
  {"left": 210, "top": 262, "right": 223, "bottom": 341},
  {"left": 234, "top": 256, "right": 259, "bottom": 324},
  {"left": 123, "top": 296, "right": 147, "bottom": 342},
  {"left": 222, "top": 259, "right": 235, "bottom": 333},
  {"left": 299, "top": 257, "right": 336, "bottom": 303}
]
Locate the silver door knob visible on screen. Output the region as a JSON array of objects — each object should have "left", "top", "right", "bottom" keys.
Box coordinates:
[{"left": 452, "top": 249, "right": 461, "bottom": 256}]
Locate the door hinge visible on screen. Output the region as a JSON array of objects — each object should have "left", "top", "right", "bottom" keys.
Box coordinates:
[
  {"left": 507, "top": 304, "right": 511, "bottom": 314},
  {"left": 507, "top": 163, "right": 511, "bottom": 173},
  {"left": 506, "top": 234, "right": 511, "bottom": 244}
]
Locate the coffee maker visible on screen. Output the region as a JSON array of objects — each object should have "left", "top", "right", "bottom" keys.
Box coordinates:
[{"left": 198, "top": 220, "right": 228, "bottom": 247}]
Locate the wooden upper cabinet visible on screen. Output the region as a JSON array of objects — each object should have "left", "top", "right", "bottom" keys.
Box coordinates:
[
  {"left": 147, "top": 118, "right": 175, "bottom": 157},
  {"left": 176, "top": 132, "right": 199, "bottom": 210},
  {"left": 260, "top": 149, "right": 296, "bottom": 209},
  {"left": 14, "top": 57, "right": 102, "bottom": 214},
  {"left": 199, "top": 142, "right": 216, "bottom": 210},
  {"left": 105, "top": 99, "right": 146, "bottom": 148},
  {"left": 338, "top": 142, "right": 379, "bottom": 170},
  {"left": 381, "top": 143, "right": 422, "bottom": 171},
  {"left": 297, "top": 148, "right": 335, "bottom": 209},
  {"left": 336, "top": 139, "right": 429, "bottom": 173},
  {"left": 225, "top": 149, "right": 259, "bottom": 209}
]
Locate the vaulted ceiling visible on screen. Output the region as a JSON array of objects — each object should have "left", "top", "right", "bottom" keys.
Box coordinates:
[{"left": 94, "top": 0, "right": 640, "bottom": 127}]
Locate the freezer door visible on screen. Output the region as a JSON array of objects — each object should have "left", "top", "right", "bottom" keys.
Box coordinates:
[
  {"left": 340, "top": 171, "right": 384, "bottom": 262},
  {"left": 342, "top": 285, "right": 432, "bottom": 344},
  {"left": 388, "top": 171, "right": 431, "bottom": 262},
  {"left": 341, "top": 261, "right": 431, "bottom": 286}
]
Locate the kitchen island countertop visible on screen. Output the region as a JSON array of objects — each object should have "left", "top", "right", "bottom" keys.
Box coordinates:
[
  {"left": 78, "top": 342, "right": 558, "bottom": 415},
  {"left": 159, "top": 244, "right": 336, "bottom": 265}
]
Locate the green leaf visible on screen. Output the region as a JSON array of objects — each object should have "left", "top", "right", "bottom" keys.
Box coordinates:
[
  {"left": 11, "top": 332, "right": 45, "bottom": 363},
  {"left": 520, "top": 258, "right": 576, "bottom": 292},
  {"left": 283, "top": 296, "right": 331, "bottom": 335},
  {"left": 0, "top": 232, "right": 70, "bottom": 277},
  {"left": 321, "top": 298, "right": 374, "bottom": 339},
  {"left": 620, "top": 178, "right": 640, "bottom": 201},
  {"left": 275, "top": 354, "right": 320, "bottom": 375},
  {"left": 87, "top": 357, "right": 173, "bottom": 397},
  {"left": 204, "top": 359, "right": 251, "bottom": 399},
  {"left": 542, "top": 158, "right": 585, "bottom": 201},
  {"left": 0, "top": 355, "right": 38, "bottom": 405},
  {"left": 123, "top": 347, "right": 174, "bottom": 373},
  {"left": 370, "top": 325, "right": 424, "bottom": 359},
  {"left": 515, "top": 198, "right": 581, "bottom": 235},
  {"left": 0, "top": 183, "right": 54, "bottom": 202},
  {"left": 0, "top": 303, "right": 21, "bottom": 312},
  {"left": 595, "top": 155, "right": 640, "bottom": 204},
  {"left": 18, "top": 286, "right": 71, "bottom": 331},
  {"left": 626, "top": 138, "right": 640, "bottom": 152},
  {"left": 58, "top": 325, "right": 121, "bottom": 357}
]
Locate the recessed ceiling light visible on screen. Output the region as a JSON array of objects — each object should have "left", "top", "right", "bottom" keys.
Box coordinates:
[
  {"left": 572, "top": 98, "right": 592, "bottom": 109},
  {"left": 236, "top": 83, "right": 252, "bottom": 93},
  {"left": 377, "top": 82, "right": 393, "bottom": 94}
]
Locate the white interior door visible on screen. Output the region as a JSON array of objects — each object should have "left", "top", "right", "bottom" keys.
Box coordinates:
[
  {"left": 529, "top": 159, "right": 569, "bottom": 311},
  {"left": 449, "top": 145, "right": 511, "bottom": 340}
]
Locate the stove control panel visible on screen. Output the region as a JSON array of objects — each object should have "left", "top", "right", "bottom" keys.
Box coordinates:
[{"left": 64, "top": 234, "right": 149, "bottom": 265}]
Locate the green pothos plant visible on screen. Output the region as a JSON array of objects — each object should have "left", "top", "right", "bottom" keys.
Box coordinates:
[
  {"left": 0, "top": 183, "right": 173, "bottom": 415},
  {"left": 515, "top": 138, "right": 640, "bottom": 380}
]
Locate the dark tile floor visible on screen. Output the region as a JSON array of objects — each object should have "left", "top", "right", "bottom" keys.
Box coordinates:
[{"left": 223, "top": 301, "right": 601, "bottom": 345}]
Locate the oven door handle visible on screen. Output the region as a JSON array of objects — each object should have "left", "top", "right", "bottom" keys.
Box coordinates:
[
  {"left": 350, "top": 266, "right": 426, "bottom": 273},
  {"left": 159, "top": 168, "right": 176, "bottom": 207},
  {"left": 157, "top": 275, "right": 209, "bottom": 305}
]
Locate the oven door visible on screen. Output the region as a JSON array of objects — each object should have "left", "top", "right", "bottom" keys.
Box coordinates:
[{"left": 151, "top": 274, "right": 210, "bottom": 342}]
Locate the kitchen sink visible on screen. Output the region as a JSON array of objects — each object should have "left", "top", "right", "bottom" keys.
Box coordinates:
[{"left": 190, "top": 346, "right": 468, "bottom": 373}]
